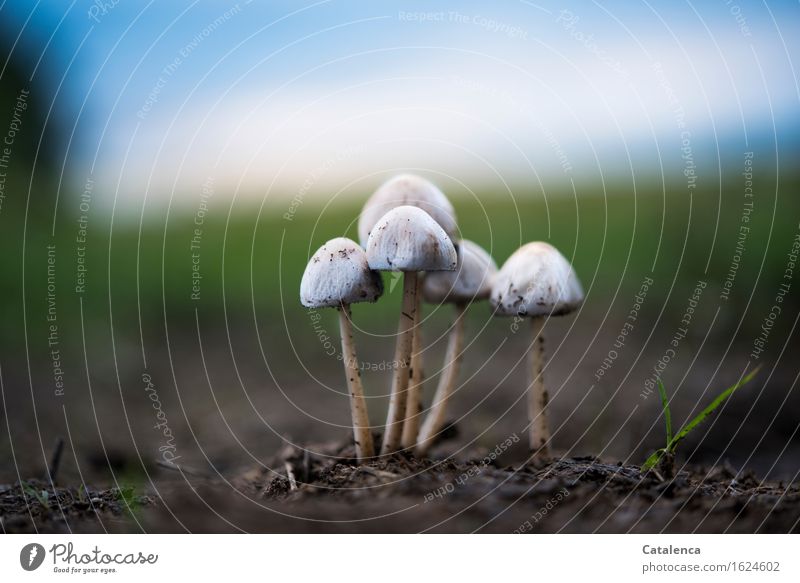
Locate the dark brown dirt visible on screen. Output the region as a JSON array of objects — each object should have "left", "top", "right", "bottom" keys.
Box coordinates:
[
  {"left": 3, "top": 436, "right": 798, "bottom": 533},
  {"left": 1, "top": 480, "right": 154, "bottom": 533}
]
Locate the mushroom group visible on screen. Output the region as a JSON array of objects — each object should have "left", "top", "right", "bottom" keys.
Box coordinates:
[{"left": 299, "top": 175, "right": 583, "bottom": 462}]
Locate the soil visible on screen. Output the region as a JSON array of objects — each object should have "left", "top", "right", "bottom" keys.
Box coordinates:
[
  {"left": 2, "top": 436, "right": 798, "bottom": 533},
  {"left": 1, "top": 480, "right": 154, "bottom": 533}
]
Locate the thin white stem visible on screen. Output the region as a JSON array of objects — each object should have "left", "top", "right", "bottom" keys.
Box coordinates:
[
  {"left": 416, "top": 302, "right": 466, "bottom": 456},
  {"left": 339, "top": 306, "right": 375, "bottom": 460},
  {"left": 401, "top": 275, "right": 425, "bottom": 449},
  {"left": 381, "top": 271, "right": 418, "bottom": 454},
  {"left": 528, "top": 316, "right": 550, "bottom": 457}
]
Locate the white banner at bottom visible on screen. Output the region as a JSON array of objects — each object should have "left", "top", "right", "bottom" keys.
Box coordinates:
[{"left": 0, "top": 534, "right": 796, "bottom": 581}]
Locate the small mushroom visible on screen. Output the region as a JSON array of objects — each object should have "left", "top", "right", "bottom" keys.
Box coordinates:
[
  {"left": 414, "top": 240, "right": 498, "bottom": 455},
  {"left": 490, "top": 242, "right": 583, "bottom": 457},
  {"left": 300, "top": 237, "right": 383, "bottom": 460},
  {"left": 366, "top": 206, "right": 457, "bottom": 454}
]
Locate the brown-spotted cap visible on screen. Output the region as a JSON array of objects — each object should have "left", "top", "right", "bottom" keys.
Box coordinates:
[
  {"left": 490, "top": 242, "right": 584, "bottom": 317},
  {"left": 300, "top": 237, "right": 383, "bottom": 308},
  {"left": 366, "top": 206, "right": 457, "bottom": 272}
]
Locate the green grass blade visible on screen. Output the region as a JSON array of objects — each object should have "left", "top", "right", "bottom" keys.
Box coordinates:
[
  {"left": 641, "top": 448, "right": 666, "bottom": 472},
  {"left": 657, "top": 379, "right": 672, "bottom": 444},
  {"left": 667, "top": 366, "right": 761, "bottom": 451}
]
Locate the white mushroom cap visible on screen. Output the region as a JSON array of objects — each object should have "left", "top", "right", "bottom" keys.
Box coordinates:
[
  {"left": 300, "top": 237, "right": 383, "bottom": 308},
  {"left": 423, "top": 239, "right": 498, "bottom": 304},
  {"left": 366, "top": 206, "right": 457, "bottom": 272},
  {"left": 490, "top": 242, "right": 584, "bottom": 317},
  {"left": 358, "top": 174, "right": 458, "bottom": 247}
]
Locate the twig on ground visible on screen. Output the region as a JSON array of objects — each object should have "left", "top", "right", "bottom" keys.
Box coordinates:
[
  {"left": 359, "top": 466, "right": 400, "bottom": 480},
  {"left": 301, "top": 449, "right": 311, "bottom": 483},
  {"left": 285, "top": 462, "right": 298, "bottom": 491},
  {"left": 46, "top": 438, "right": 65, "bottom": 483}
]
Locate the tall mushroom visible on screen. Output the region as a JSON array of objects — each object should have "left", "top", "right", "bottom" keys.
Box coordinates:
[
  {"left": 358, "top": 174, "right": 458, "bottom": 449},
  {"left": 357, "top": 174, "right": 458, "bottom": 249},
  {"left": 366, "top": 206, "right": 457, "bottom": 454},
  {"left": 414, "top": 240, "right": 498, "bottom": 455},
  {"left": 300, "top": 237, "right": 383, "bottom": 460},
  {"left": 490, "top": 242, "right": 583, "bottom": 458}
]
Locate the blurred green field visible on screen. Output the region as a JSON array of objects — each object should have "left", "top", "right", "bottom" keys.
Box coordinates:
[{"left": 4, "top": 171, "right": 796, "bottom": 337}]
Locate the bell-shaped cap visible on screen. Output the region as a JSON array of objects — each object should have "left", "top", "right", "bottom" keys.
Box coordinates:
[
  {"left": 423, "top": 240, "right": 497, "bottom": 304},
  {"left": 358, "top": 174, "right": 457, "bottom": 247},
  {"left": 300, "top": 237, "right": 383, "bottom": 308},
  {"left": 366, "top": 206, "right": 457, "bottom": 272},
  {"left": 490, "top": 242, "right": 584, "bottom": 317}
]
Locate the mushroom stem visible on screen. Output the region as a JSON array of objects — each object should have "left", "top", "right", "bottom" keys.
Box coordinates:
[
  {"left": 338, "top": 305, "right": 375, "bottom": 460},
  {"left": 401, "top": 276, "right": 425, "bottom": 449},
  {"left": 528, "top": 316, "right": 550, "bottom": 457},
  {"left": 415, "top": 302, "right": 466, "bottom": 456},
  {"left": 381, "top": 271, "right": 418, "bottom": 454}
]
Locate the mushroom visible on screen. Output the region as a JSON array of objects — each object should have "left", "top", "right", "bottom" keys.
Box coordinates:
[
  {"left": 300, "top": 237, "right": 383, "bottom": 460},
  {"left": 414, "top": 240, "right": 498, "bottom": 455},
  {"left": 358, "top": 174, "right": 458, "bottom": 451},
  {"left": 357, "top": 174, "right": 458, "bottom": 249},
  {"left": 489, "top": 242, "right": 583, "bottom": 457},
  {"left": 366, "top": 206, "right": 457, "bottom": 454}
]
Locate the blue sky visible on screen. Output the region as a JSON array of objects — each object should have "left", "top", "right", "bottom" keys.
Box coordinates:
[{"left": 3, "top": 0, "right": 799, "bottom": 207}]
